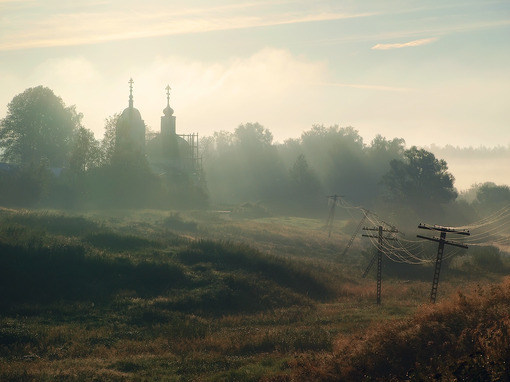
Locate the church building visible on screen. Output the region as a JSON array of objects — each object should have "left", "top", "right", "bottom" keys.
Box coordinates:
[{"left": 115, "top": 79, "right": 202, "bottom": 182}]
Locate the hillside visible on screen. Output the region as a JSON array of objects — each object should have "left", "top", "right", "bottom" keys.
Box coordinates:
[
  {"left": 0, "top": 208, "right": 508, "bottom": 380},
  {"left": 283, "top": 279, "right": 510, "bottom": 381}
]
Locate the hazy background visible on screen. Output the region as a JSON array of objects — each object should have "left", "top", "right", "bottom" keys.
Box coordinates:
[{"left": 1, "top": 0, "right": 509, "bottom": 190}]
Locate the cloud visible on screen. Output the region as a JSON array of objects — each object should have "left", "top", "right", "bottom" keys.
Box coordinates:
[
  {"left": 0, "top": 48, "right": 329, "bottom": 140},
  {"left": 318, "top": 82, "right": 412, "bottom": 92},
  {"left": 0, "top": 1, "right": 375, "bottom": 51},
  {"left": 371, "top": 37, "right": 438, "bottom": 50},
  {"left": 131, "top": 48, "right": 330, "bottom": 139}
]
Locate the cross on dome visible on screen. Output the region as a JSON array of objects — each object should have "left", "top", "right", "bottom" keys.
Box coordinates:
[
  {"left": 166, "top": 84, "right": 171, "bottom": 106},
  {"left": 128, "top": 78, "right": 134, "bottom": 108}
]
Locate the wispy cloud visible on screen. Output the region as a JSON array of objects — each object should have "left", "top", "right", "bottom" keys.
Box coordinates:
[
  {"left": 371, "top": 37, "right": 438, "bottom": 50},
  {"left": 0, "top": 1, "right": 375, "bottom": 51},
  {"left": 318, "top": 82, "right": 412, "bottom": 92}
]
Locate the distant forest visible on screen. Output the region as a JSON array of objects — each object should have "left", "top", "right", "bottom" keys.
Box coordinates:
[
  {"left": 429, "top": 144, "right": 510, "bottom": 159},
  {"left": 1, "top": 86, "right": 509, "bottom": 227}
]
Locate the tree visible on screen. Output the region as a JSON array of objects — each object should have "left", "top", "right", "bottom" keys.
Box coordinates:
[
  {"left": 99, "top": 113, "right": 119, "bottom": 166},
  {"left": 0, "top": 161, "right": 53, "bottom": 206},
  {"left": 476, "top": 182, "right": 510, "bottom": 207},
  {"left": 201, "top": 123, "right": 286, "bottom": 205},
  {"left": 288, "top": 153, "right": 323, "bottom": 212},
  {"left": 0, "top": 86, "right": 82, "bottom": 167},
  {"left": 233, "top": 122, "right": 273, "bottom": 148},
  {"left": 69, "top": 127, "right": 101, "bottom": 172},
  {"left": 299, "top": 125, "right": 369, "bottom": 203},
  {"left": 382, "top": 146, "right": 458, "bottom": 206}
]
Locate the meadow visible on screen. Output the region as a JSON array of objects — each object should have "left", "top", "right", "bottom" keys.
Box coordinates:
[{"left": 0, "top": 207, "right": 509, "bottom": 381}]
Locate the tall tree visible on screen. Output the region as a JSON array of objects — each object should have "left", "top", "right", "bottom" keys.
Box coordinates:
[
  {"left": 100, "top": 113, "right": 120, "bottom": 166},
  {"left": 476, "top": 182, "right": 510, "bottom": 208},
  {"left": 382, "top": 146, "right": 458, "bottom": 205},
  {"left": 68, "top": 127, "right": 101, "bottom": 172},
  {"left": 289, "top": 153, "right": 323, "bottom": 209},
  {"left": 299, "top": 124, "right": 369, "bottom": 203},
  {"left": 0, "top": 86, "right": 82, "bottom": 167}
]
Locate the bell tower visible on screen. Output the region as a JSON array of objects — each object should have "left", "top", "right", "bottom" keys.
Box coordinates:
[{"left": 160, "top": 85, "right": 178, "bottom": 159}]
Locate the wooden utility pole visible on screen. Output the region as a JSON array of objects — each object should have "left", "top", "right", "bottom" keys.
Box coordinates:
[
  {"left": 362, "top": 225, "right": 398, "bottom": 304},
  {"left": 417, "top": 223, "right": 470, "bottom": 303},
  {"left": 341, "top": 208, "right": 368, "bottom": 256},
  {"left": 325, "top": 194, "right": 342, "bottom": 237}
]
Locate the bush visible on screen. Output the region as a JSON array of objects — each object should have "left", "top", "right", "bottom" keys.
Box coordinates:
[
  {"left": 471, "top": 246, "right": 506, "bottom": 273},
  {"left": 294, "top": 279, "right": 510, "bottom": 381}
]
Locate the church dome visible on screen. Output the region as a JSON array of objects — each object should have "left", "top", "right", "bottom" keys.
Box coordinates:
[
  {"left": 163, "top": 104, "right": 174, "bottom": 116},
  {"left": 118, "top": 78, "right": 143, "bottom": 127},
  {"left": 121, "top": 105, "right": 142, "bottom": 120},
  {"left": 163, "top": 84, "right": 174, "bottom": 116},
  {"left": 115, "top": 79, "right": 146, "bottom": 153}
]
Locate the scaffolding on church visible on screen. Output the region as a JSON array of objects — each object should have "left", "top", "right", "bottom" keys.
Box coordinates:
[{"left": 177, "top": 133, "right": 203, "bottom": 181}]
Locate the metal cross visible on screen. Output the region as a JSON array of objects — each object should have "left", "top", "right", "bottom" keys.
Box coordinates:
[
  {"left": 128, "top": 78, "right": 134, "bottom": 107},
  {"left": 165, "top": 84, "right": 171, "bottom": 106}
]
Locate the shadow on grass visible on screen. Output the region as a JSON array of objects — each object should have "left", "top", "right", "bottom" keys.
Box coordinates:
[
  {"left": 0, "top": 235, "right": 337, "bottom": 318},
  {"left": 82, "top": 231, "right": 162, "bottom": 252},
  {"left": 177, "top": 240, "right": 336, "bottom": 301},
  {"left": 0, "top": 240, "right": 186, "bottom": 310},
  {"left": 2, "top": 212, "right": 101, "bottom": 236}
]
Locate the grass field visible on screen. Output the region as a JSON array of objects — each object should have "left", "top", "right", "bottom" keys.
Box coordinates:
[{"left": 0, "top": 207, "right": 508, "bottom": 380}]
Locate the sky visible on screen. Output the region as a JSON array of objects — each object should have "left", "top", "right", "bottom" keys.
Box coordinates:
[{"left": 1, "top": 0, "right": 509, "bottom": 188}]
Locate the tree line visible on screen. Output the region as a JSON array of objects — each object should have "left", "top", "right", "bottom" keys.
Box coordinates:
[
  {"left": 0, "top": 86, "right": 206, "bottom": 209},
  {"left": 0, "top": 86, "right": 507, "bottom": 223}
]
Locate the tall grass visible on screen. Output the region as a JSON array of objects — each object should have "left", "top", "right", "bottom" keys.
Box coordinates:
[{"left": 284, "top": 278, "right": 510, "bottom": 381}]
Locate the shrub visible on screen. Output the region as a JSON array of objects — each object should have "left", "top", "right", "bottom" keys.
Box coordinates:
[
  {"left": 471, "top": 245, "right": 506, "bottom": 273},
  {"left": 294, "top": 279, "right": 510, "bottom": 381}
]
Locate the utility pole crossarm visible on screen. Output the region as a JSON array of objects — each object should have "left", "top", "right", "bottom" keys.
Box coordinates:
[
  {"left": 416, "top": 234, "right": 468, "bottom": 249},
  {"left": 418, "top": 223, "right": 470, "bottom": 236},
  {"left": 362, "top": 234, "right": 398, "bottom": 241},
  {"left": 362, "top": 227, "right": 399, "bottom": 233}
]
